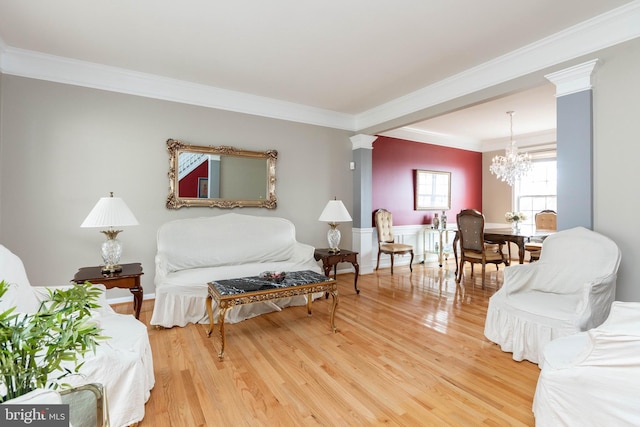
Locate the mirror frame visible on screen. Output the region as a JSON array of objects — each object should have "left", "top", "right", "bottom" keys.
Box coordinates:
[
  {"left": 414, "top": 169, "right": 451, "bottom": 210},
  {"left": 166, "top": 138, "right": 278, "bottom": 209}
]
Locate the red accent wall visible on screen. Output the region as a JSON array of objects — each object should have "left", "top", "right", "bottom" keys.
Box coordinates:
[
  {"left": 373, "top": 136, "right": 482, "bottom": 226},
  {"left": 178, "top": 161, "right": 209, "bottom": 197}
]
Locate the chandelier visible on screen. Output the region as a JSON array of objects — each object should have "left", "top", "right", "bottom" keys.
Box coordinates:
[{"left": 490, "top": 111, "right": 532, "bottom": 186}]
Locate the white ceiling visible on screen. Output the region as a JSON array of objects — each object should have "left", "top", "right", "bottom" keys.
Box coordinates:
[
  {"left": 0, "top": 0, "right": 637, "bottom": 149},
  {"left": 383, "top": 83, "right": 559, "bottom": 151}
]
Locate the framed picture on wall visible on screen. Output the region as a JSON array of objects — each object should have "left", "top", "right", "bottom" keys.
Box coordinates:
[
  {"left": 198, "top": 177, "right": 209, "bottom": 198},
  {"left": 414, "top": 170, "right": 451, "bottom": 210}
]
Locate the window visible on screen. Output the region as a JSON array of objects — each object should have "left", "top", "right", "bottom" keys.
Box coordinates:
[
  {"left": 414, "top": 170, "right": 451, "bottom": 210},
  {"left": 515, "top": 157, "right": 557, "bottom": 226}
]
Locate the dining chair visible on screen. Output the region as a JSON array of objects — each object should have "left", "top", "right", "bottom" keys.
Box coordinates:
[
  {"left": 456, "top": 209, "right": 508, "bottom": 288},
  {"left": 374, "top": 209, "right": 414, "bottom": 275},
  {"left": 525, "top": 210, "right": 557, "bottom": 261}
]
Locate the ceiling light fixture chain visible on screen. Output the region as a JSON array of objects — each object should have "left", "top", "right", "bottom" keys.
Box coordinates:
[{"left": 489, "top": 110, "right": 532, "bottom": 186}]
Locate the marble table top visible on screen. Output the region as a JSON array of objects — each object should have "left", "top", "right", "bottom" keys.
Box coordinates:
[{"left": 210, "top": 270, "right": 330, "bottom": 296}]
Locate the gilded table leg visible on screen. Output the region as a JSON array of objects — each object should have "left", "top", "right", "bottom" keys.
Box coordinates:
[
  {"left": 307, "top": 293, "right": 313, "bottom": 316},
  {"left": 205, "top": 295, "right": 214, "bottom": 337},
  {"left": 329, "top": 288, "right": 339, "bottom": 333},
  {"left": 218, "top": 306, "right": 228, "bottom": 361}
]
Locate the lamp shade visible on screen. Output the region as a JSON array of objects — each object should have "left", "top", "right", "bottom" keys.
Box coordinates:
[
  {"left": 318, "top": 200, "right": 352, "bottom": 223},
  {"left": 81, "top": 193, "right": 139, "bottom": 228}
]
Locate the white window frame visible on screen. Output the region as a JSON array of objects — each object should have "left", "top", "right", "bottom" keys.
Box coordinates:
[{"left": 513, "top": 150, "right": 557, "bottom": 227}]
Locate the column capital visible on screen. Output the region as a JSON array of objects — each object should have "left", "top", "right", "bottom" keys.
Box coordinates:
[
  {"left": 545, "top": 59, "right": 599, "bottom": 97},
  {"left": 350, "top": 134, "right": 377, "bottom": 150}
]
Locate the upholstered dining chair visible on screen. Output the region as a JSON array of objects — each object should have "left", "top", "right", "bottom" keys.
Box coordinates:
[
  {"left": 525, "top": 210, "right": 557, "bottom": 261},
  {"left": 374, "top": 209, "right": 414, "bottom": 275},
  {"left": 456, "top": 209, "right": 508, "bottom": 288}
]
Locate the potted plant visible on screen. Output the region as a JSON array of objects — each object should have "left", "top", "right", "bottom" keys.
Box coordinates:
[{"left": 0, "top": 279, "right": 105, "bottom": 402}]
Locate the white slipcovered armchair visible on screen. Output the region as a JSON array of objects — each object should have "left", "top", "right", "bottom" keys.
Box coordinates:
[
  {"left": 0, "top": 244, "right": 154, "bottom": 427},
  {"left": 533, "top": 302, "right": 640, "bottom": 426},
  {"left": 484, "top": 227, "right": 621, "bottom": 364}
]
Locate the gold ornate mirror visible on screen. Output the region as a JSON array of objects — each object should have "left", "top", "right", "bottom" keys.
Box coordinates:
[{"left": 166, "top": 138, "right": 277, "bottom": 209}]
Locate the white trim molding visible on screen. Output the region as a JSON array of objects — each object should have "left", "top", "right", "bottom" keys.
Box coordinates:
[
  {"left": 381, "top": 127, "right": 483, "bottom": 152},
  {"left": 0, "top": 46, "right": 354, "bottom": 131},
  {"left": 352, "top": 227, "right": 375, "bottom": 275},
  {"left": 355, "top": 2, "right": 640, "bottom": 131},
  {"left": 0, "top": 3, "right": 637, "bottom": 132},
  {"left": 545, "top": 59, "right": 599, "bottom": 97},
  {"left": 482, "top": 129, "right": 557, "bottom": 152},
  {"left": 350, "top": 134, "right": 377, "bottom": 150}
]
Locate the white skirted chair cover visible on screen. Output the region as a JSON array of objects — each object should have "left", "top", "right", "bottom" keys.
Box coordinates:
[
  {"left": 533, "top": 302, "right": 640, "bottom": 426},
  {"left": 484, "top": 227, "right": 621, "bottom": 364},
  {"left": 0, "top": 244, "right": 154, "bottom": 427}
]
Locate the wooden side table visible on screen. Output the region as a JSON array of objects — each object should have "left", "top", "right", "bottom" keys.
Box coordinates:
[
  {"left": 314, "top": 249, "right": 360, "bottom": 294},
  {"left": 72, "top": 263, "right": 144, "bottom": 319}
]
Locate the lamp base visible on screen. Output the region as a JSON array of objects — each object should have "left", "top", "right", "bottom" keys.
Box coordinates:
[
  {"left": 100, "top": 229, "right": 123, "bottom": 275},
  {"left": 327, "top": 223, "right": 342, "bottom": 254}
]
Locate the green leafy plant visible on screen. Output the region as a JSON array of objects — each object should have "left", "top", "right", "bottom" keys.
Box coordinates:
[{"left": 0, "top": 280, "right": 106, "bottom": 402}]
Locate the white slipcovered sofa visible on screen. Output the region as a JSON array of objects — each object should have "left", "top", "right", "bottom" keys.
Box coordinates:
[
  {"left": 150, "top": 213, "right": 323, "bottom": 328},
  {"left": 533, "top": 301, "right": 640, "bottom": 426},
  {"left": 0, "top": 244, "right": 155, "bottom": 427}
]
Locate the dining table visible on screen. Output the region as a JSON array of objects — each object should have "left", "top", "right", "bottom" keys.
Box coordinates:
[{"left": 453, "top": 225, "right": 555, "bottom": 272}]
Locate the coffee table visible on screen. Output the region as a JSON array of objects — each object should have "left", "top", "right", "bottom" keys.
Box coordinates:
[{"left": 206, "top": 270, "right": 338, "bottom": 360}]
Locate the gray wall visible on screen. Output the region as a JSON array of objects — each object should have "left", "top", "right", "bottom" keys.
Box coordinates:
[
  {"left": 0, "top": 75, "right": 353, "bottom": 298},
  {"left": 592, "top": 39, "right": 640, "bottom": 301}
]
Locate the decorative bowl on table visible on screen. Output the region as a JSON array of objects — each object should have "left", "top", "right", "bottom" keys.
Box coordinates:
[{"left": 259, "top": 271, "right": 287, "bottom": 283}]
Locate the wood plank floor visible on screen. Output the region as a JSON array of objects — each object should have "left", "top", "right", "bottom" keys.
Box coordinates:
[{"left": 113, "top": 261, "right": 540, "bottom": 426}]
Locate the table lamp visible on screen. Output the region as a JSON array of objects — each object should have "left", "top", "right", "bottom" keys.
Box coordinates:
[
  {"left": 81, "top": 192, "right": 139, "bottom": 274},
  {"left": 318, "top": 198, "right": 352, "bottom": 253}
]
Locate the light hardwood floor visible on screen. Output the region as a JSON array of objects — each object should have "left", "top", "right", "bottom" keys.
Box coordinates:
[{"left": 113, "top": 261, "right": 540, "bottom": 426}]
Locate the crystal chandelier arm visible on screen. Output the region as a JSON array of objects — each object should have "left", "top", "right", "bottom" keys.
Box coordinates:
[{"left": 489, "top": 111, "right": 532, "bottom": 186}]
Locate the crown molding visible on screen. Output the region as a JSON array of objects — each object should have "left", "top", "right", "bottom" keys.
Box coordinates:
[
  {"left": 355, "top": 1, "right": 640, "bottom": 131},
  {"left": 0, "top": 2, "right": 638, "bottom": 133},
  {"left": 482, "top": 129, "right": 557, "bottom": 152},
  {"left": 545, "top": 59, "right": 598, "bottom": 96},
  {"left": 382, "top": 127, "right": 557, "bottom": 153},
  {"left": 379, "top": 127, "right": 483, "bottom": 152},
  {"left": 0, "top": 46, "right": 354, "bottom": 131},
  {"left": 350, "top": 134, "right": 377, "bottom": 150}
]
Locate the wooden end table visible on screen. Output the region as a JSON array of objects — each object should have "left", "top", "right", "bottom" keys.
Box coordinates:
[
  {"left": 314, "top": 248, "right": 360, "bottom": 294},
  {"left": 72, "top": 263, "right": 144, "bottom": 319}
]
